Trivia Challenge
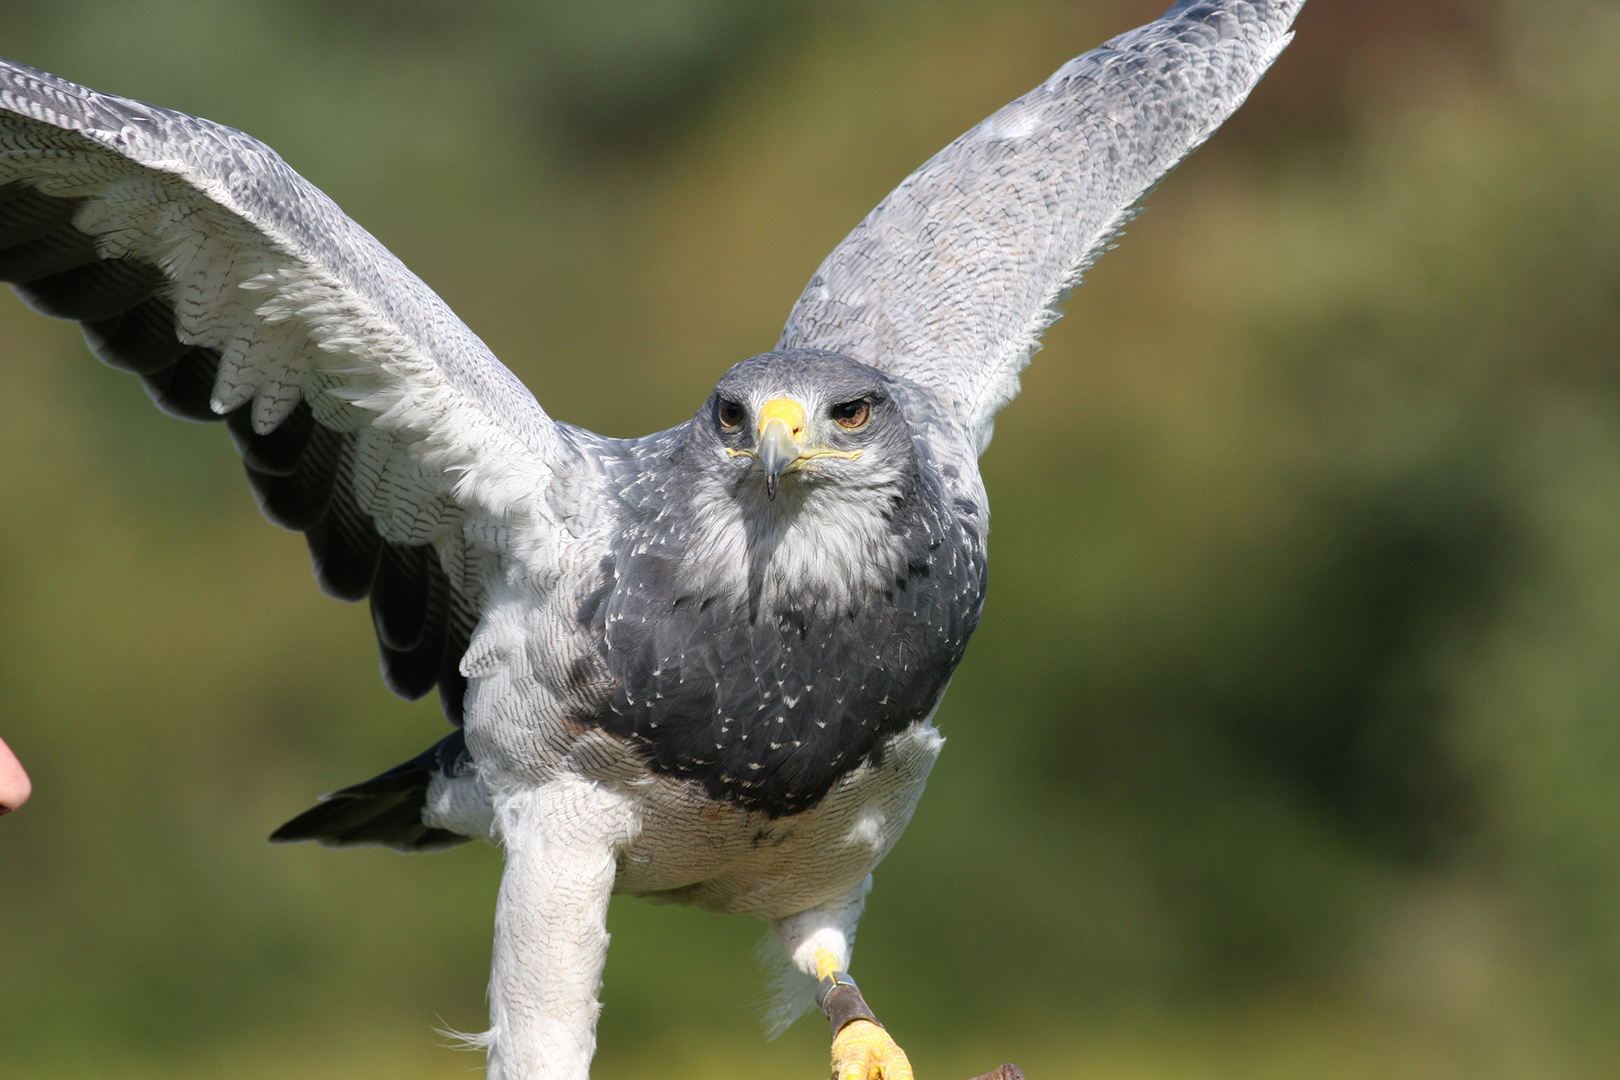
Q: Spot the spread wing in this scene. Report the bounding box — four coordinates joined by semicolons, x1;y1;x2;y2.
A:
0;58;576;723
779;0;1304;451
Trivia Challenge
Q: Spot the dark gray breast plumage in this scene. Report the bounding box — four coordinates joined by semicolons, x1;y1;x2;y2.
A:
568;350;988;818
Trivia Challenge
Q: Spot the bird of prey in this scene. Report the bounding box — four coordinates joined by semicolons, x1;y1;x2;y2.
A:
0;2;1302;1077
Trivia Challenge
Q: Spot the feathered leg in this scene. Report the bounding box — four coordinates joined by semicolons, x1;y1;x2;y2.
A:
775;879;915;1080
483;778;638;1080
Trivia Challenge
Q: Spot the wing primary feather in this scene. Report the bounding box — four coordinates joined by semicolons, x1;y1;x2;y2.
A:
140;346;224;423
371;541;431;652
306;443;383;602
0;183;76;247
15;257;164;322
82;295;190;374
243;420;342;531
309;504;383;603
378;548;449;700
0;225;97;282
228;398;316;476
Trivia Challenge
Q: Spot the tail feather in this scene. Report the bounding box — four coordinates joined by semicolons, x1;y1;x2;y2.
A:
271;731;473;853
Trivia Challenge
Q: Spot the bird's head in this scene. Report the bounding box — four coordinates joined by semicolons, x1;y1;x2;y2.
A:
699;350;916;506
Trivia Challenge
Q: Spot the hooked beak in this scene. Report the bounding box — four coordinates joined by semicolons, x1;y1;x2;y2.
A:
756;398;805;500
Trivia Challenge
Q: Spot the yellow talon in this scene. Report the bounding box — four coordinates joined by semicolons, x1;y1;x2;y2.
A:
831;1018;914;1080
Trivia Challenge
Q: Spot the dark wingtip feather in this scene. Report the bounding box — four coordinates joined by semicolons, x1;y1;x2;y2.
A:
379;554;449;700
244;422;341;531
371;542;431;651
0;226;97;283
84;295;189;374
0;184;76;248
140;347;224;422
15;256;163;321
306;510;381;603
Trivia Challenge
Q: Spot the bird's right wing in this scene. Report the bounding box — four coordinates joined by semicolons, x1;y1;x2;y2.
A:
0;59;586;723
779;0;1304;452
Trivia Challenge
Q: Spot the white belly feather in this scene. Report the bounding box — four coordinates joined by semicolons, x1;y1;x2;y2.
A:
425;714;944;920
616;718;943;916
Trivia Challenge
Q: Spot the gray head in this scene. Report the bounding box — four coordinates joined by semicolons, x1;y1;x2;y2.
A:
694;349;918;506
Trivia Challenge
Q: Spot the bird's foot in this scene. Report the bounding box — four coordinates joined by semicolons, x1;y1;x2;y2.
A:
831;1019;914;1080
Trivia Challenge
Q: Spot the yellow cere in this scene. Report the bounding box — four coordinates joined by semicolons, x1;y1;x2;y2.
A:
759;397;807;439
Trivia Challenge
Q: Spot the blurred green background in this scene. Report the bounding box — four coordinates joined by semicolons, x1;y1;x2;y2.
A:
3;1;1619;1077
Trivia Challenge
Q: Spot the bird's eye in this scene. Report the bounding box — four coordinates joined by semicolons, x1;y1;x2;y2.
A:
717;399;744;430
830;400;870;430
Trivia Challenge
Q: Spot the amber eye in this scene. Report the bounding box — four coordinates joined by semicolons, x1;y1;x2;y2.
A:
717;399;744;430
830;400;870;430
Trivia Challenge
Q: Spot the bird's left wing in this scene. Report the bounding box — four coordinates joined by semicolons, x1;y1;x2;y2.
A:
0;59;578;722
779;0;1304;453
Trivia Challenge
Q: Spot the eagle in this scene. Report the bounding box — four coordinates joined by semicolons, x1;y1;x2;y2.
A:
0;2;1303;1077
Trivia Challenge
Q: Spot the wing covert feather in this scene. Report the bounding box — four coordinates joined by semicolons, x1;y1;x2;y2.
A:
779;0;1303;451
